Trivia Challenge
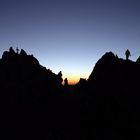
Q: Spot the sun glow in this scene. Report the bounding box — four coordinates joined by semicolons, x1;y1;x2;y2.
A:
64;76;79;85
63;72;88;85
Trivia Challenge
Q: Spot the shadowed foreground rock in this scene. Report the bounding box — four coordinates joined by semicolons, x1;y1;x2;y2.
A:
1;48;140;140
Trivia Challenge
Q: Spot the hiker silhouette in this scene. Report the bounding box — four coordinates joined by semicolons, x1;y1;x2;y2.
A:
125;49;131;60
64;78;68;86
16;47;19;54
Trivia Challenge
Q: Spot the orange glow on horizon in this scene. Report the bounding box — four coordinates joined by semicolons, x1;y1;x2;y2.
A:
67;79;78;85
62;73;88;85
62;77;79;85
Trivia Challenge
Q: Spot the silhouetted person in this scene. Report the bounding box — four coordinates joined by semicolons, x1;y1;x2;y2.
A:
58;71;62;77
8;47;16;57
58;71;63;84
64;78;68;86
115;54;118;58
9;46;15;54
125;49;131;60
16;47;19;54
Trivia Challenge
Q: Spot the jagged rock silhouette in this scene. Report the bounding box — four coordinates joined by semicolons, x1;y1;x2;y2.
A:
88;51;140;140
1;48;140;140
88;51;139;94
0;47;87;140
0;47;63;89
1;48;61;139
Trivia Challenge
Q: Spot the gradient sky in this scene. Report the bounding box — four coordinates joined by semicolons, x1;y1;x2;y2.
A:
0;0;140;84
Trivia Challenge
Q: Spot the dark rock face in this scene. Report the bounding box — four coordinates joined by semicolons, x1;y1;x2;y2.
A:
1;48;140;140
88;52;140;140
0;47;62;88
88;52;140;93
0;48;71;140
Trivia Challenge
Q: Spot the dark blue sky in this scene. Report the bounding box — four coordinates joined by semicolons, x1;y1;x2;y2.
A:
0;0;140;83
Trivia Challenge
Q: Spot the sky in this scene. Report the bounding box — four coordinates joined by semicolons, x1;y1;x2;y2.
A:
0;0;140;84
